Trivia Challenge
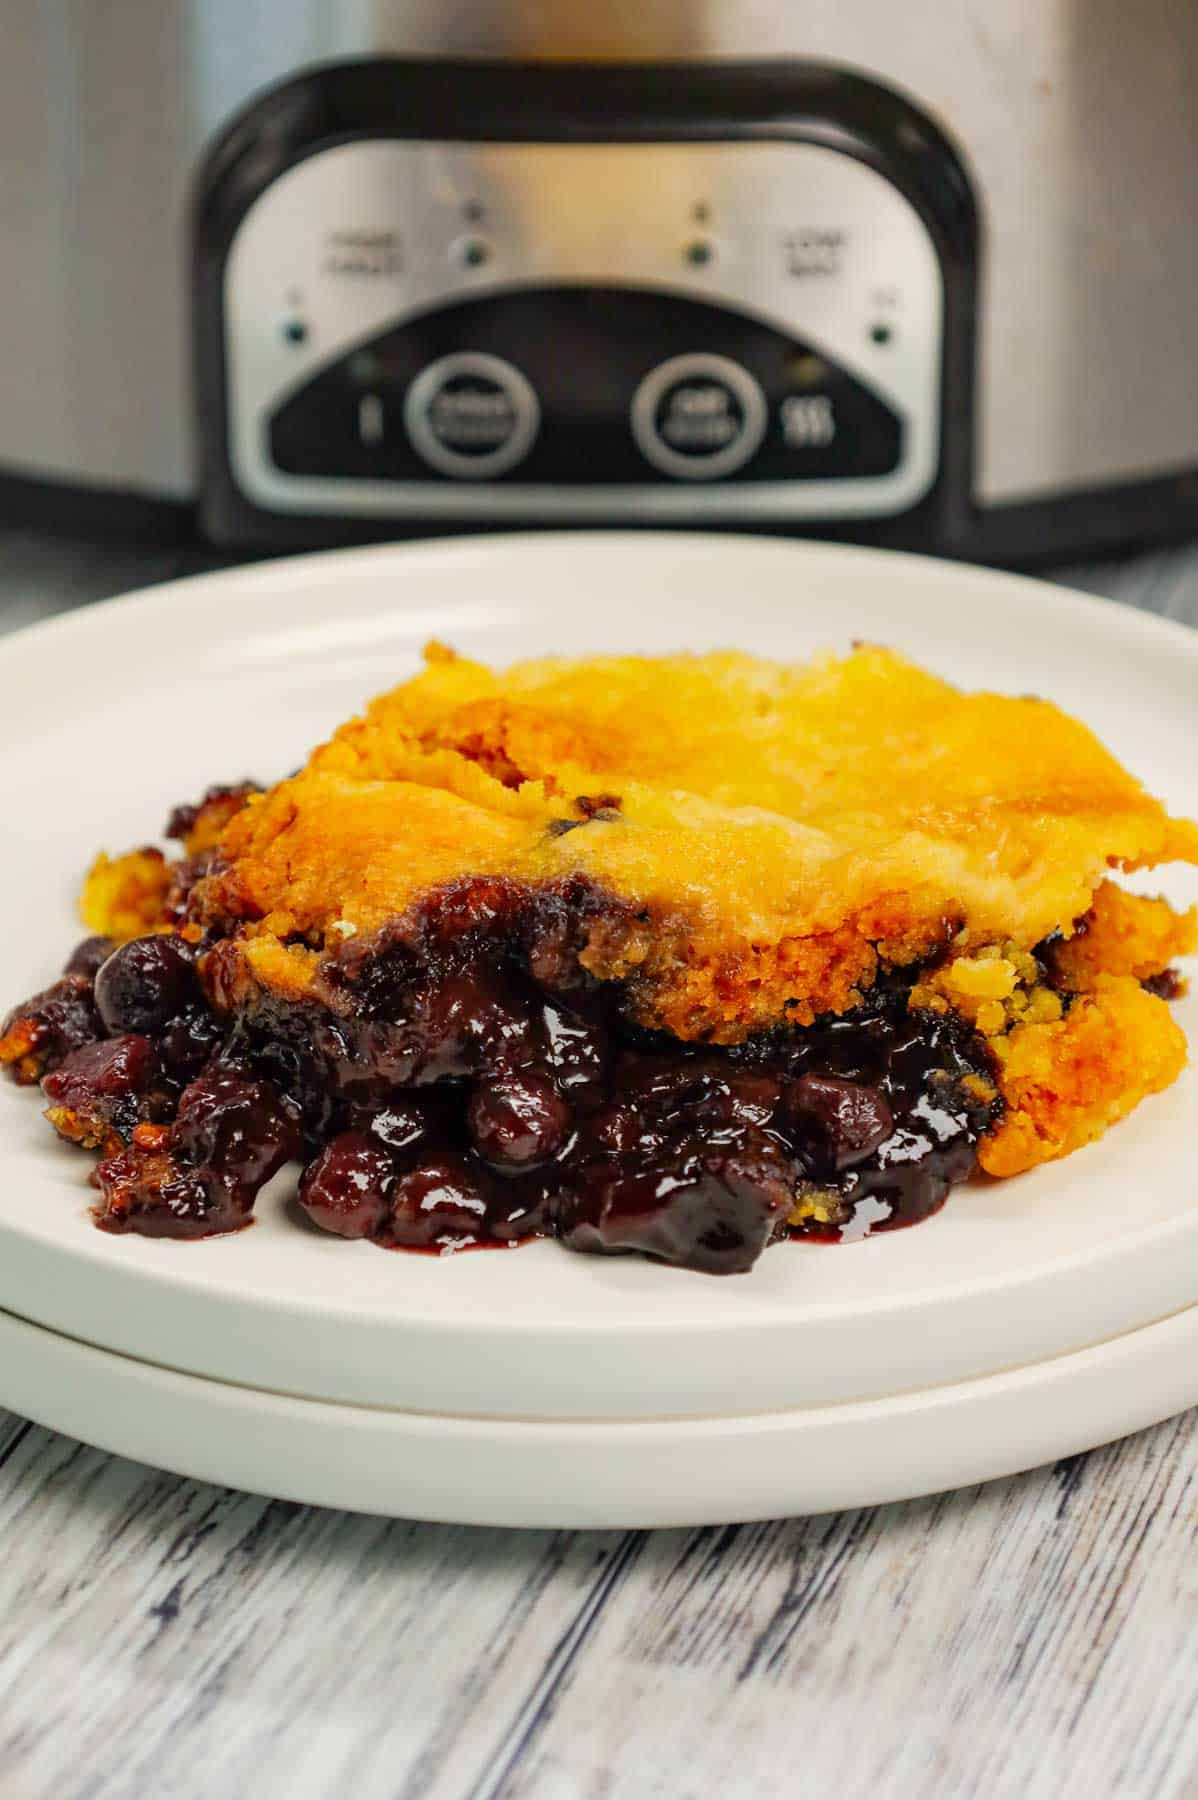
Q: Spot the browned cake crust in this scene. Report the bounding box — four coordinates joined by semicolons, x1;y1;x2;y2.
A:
196;644;1197;1041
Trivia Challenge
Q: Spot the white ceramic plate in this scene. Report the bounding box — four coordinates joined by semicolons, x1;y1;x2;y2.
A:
5;1302;1198;1527
0;534;1196;1448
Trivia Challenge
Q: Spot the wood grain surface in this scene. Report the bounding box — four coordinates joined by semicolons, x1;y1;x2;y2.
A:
1;532;1196;1800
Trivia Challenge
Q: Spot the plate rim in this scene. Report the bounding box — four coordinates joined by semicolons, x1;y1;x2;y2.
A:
5;528;1198;672
4;1297;1198;1525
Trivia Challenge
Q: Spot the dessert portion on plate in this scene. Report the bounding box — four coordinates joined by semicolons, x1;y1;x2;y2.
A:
4;644;1196;1274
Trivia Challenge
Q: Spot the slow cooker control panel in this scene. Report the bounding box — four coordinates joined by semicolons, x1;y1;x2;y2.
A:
221;139;944;524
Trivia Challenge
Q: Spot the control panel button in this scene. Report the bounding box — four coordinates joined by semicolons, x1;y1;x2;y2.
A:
780;393;836;449
403;352;539;478
630;353;767;480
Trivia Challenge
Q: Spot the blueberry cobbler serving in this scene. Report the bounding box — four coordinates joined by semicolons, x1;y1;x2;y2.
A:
4;645;1196;1275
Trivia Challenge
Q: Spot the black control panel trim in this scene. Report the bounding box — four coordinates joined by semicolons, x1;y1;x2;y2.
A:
6;460;1198;569
0;464;196;547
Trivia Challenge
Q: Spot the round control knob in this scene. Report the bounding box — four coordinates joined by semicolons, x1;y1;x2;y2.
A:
404;352;540;479
630;353;768;481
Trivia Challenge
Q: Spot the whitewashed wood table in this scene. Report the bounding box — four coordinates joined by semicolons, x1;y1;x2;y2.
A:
1;528;1197;1800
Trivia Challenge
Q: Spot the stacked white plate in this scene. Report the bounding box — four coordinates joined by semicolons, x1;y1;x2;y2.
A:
1;535;1195;1526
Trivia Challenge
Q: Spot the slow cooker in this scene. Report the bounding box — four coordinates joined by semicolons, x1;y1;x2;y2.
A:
5;1;1198;562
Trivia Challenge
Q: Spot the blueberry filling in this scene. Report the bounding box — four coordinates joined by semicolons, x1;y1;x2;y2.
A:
0;872;1005;1273
64;936;117;982
0;969;101;1085
92;1068;301;1239
94;934;199;1036
42;1033;169;1150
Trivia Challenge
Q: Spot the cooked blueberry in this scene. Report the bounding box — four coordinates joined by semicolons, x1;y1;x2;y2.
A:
423;969;537;1076
484;1174;554;1241
173;1068;301;1193
158;1005;224;1085
42;1034;163;1150
316;1016;420;1091
848;1150;969;1233
386;1155;490;1249
351;1096;433;1154
257;1027;348;1136
619;1058;708;1110
298;1132;394;1238
163;854;213;927
44;1034;157;1105
0;975;101;1085
560;1135;796;1275
788;1074;894;1170
467;1071;569;1169
93;1141;240;1239
683;1070;783;1136
64;936;116;982
356;968;538;1085
589;1103;649;1155
1144;968;1184;1001
94;934;198;1036
540;1000;609;1097
721;1074;783;1128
